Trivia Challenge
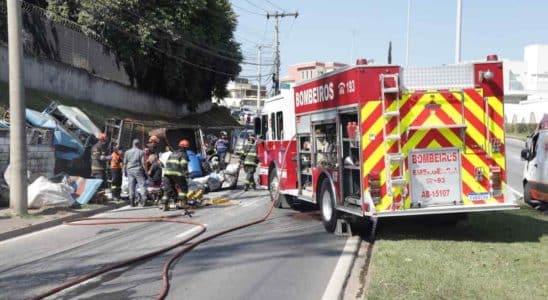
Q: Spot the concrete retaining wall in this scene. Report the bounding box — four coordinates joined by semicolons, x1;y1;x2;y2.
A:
0;46;212;117
0;128;55;183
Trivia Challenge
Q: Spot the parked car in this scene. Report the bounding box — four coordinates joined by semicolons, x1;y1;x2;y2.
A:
521;114;548;210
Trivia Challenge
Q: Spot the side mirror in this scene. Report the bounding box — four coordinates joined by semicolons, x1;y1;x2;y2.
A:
520;149;531;161
254;117;262;136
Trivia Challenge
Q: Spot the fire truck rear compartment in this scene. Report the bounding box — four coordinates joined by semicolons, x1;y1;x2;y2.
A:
259;60;519;230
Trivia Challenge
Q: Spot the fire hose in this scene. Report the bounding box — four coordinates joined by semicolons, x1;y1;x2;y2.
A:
33;139;292;300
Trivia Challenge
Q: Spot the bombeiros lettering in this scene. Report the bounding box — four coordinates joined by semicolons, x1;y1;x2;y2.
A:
411;152;458;164
295;82;334;107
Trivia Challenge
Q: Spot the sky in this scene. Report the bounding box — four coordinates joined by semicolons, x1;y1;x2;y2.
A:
231;0;548;82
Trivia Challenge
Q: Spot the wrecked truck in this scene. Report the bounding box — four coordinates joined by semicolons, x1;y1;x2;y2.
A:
9;101;101;176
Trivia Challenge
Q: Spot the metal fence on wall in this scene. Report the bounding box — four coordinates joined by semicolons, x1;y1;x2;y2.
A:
17;2;131;86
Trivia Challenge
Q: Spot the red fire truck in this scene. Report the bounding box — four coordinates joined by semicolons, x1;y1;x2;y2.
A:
255;56;518;233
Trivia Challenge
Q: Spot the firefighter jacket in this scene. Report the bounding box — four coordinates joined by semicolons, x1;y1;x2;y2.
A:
91;141;108;171
242;143;259;166
110;151;123;169
164;149;189;177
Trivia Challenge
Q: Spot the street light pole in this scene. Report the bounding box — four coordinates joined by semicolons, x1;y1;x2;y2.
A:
257;45;262;114
455;0;463;64
7;0;28;215
405;0;411;66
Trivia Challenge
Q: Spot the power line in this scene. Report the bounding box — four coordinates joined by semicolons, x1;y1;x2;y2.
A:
262;0;287;12
90;0;273;66
243;0;268;12
231;2;265;16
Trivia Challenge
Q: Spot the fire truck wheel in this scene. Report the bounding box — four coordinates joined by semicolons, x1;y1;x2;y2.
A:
319;178;337;233
269;170;286;208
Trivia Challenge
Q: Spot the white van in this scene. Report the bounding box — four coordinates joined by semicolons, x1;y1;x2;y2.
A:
521;114;548;208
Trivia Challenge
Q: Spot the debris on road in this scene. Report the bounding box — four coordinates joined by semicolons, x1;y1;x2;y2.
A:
27;176;74;209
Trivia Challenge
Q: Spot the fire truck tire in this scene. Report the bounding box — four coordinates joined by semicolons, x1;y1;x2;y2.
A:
319;178;337;233
269;170;287;208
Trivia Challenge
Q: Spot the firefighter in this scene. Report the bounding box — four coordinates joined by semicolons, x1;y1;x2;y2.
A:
241;134;259;191
109;145;123;201
91;133;109;187
161;139;190;210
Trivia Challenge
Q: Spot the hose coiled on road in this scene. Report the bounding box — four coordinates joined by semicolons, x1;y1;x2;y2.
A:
33;138;294;300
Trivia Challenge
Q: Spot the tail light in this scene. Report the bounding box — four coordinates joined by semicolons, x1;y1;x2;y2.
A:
489;165;502;197
490;138;502;153
368;172;381;204
474;167;484;182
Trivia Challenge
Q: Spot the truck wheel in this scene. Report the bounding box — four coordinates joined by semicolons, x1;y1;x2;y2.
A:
319;178;337;233
269;170;286;208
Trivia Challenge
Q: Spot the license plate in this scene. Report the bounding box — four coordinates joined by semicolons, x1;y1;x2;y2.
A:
467;192;490;201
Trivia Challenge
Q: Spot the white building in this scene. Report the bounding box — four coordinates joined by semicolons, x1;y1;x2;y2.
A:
280;61;348;84
503;44;548;124
215;78;267;109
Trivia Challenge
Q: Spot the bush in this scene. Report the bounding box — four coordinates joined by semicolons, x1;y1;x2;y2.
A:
517;123;529;133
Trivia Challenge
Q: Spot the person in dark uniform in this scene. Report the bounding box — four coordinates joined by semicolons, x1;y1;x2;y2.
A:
91;133;109;187
241;135;259;191
161;139;190;209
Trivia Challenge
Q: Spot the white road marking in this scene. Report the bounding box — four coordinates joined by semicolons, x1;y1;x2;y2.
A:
508;185;524;198
176;225;206;239
240;199;260;208
321;236;361;300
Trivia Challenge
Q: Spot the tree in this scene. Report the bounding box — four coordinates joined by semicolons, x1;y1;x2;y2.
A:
46;0;242;109
0;0;48;42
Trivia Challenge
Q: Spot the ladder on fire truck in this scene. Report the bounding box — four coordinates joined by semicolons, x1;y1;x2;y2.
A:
380;74;406;197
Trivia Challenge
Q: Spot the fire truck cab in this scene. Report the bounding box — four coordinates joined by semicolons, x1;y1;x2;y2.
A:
256;57;518;233
521;114;548;207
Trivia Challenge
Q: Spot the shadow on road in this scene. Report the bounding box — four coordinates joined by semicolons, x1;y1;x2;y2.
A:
373;206;547;243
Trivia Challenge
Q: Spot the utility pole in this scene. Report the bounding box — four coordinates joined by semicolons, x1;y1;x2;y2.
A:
267;11;298;95
256;45;262;113
7;0;28;215
405;0;411;66
455;0;463;64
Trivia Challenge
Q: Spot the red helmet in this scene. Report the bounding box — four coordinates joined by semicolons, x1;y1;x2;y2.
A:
148;135;159;143
179;139;190;148
96;133;107;141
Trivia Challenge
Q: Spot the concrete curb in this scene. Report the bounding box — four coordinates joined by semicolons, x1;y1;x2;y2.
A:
0;202;126;242
321;236;362;300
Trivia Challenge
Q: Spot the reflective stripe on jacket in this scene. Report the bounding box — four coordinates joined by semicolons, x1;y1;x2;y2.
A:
164;150;189;176
243;143;259;166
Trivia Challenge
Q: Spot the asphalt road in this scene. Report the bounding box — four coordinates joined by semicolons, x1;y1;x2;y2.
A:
0;139;527;299
0;187;348;300
505;137;527;195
